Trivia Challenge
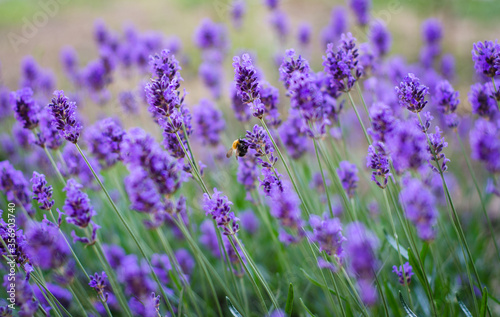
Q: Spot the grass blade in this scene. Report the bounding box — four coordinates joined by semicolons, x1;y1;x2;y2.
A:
399;291;418;317
227;296;243;317
300;298;317;317
480;287;488;317
456;295;473;317
285;283;294;316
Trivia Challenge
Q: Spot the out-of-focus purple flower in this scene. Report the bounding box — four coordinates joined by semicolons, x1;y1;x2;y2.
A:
47;90;82;144
232;54;265;118
472;40;500;78
203;188;239;235
2;274;38;316
270;10;289;42
82;59;111;102
0;87;11;122
239;210;260;234
337;161;358;198
279;112;309;159
25;218;69;270
264;0;279;10
199;61;223;100
12;123;34;150
399;176;438;240
366;142;392;189
231;0;245;29
323;33;360;92
260;82;281;128
125;167;165;215
237;148;259;191
0;161;33;216
393;262;414;285
161;105;192;159
368;102;395;142
58;144;101;189
309;214;346;259
199;219;221;257
30;172;54;210
468;83;497;119
193;99;225;146
63;179;96;228
194;18;229;52
20;55;40;89
470;118;500;173
118;255;155;298
36;110;63;150
151;253;172;285
349;0;371;26
434;80;459;114
231;82;252;122
395;73;429;113
103;244;126;269
89;271;108;301
279;49;311;90
441;54;455;81
298;23;312;47
321;7;347;48
345;222;379;306
86;117;125;168
118;91;139;114
387;120;430;173
175;249;195;282
369;21;391;57
422;18;442;45
60;46;80;84
0;210;31;272
11;87;39;130
269;182;302;241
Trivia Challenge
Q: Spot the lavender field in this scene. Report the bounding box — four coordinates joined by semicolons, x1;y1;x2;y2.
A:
0;0;500;316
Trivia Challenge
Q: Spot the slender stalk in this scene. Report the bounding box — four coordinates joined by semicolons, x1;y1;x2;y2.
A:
456;132;500;260
74;143;175;316
355;81;371;120
346;91;371;145
313;138;334;217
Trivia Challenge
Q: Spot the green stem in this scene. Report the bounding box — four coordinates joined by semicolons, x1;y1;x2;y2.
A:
313;138;334;217
355;81;371;120
346;91;371;145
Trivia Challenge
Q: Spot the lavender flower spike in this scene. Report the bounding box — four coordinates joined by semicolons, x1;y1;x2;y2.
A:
47;90;82;143
337;161;359;199
202;188;240;235
472;40;500;78
232;54;265;118
31;172;55;210
11;87;39;130
395;73;429;113
349;0;372;26
392;262;414;285
309;214;346;259
63;179;96;228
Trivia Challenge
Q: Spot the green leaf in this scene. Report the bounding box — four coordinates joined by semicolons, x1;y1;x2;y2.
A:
420;243;430;264
408;248;425;288
456;295;473;317
285;283;294;316
226;296;243;317
480;288;488;317
488;292;500;305
399;291;418;317
300;269;346;301
300;298;316;317
385;284;403;317
384;231;409;260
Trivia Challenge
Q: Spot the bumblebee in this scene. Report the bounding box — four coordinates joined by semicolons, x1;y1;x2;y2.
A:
226;139;249;159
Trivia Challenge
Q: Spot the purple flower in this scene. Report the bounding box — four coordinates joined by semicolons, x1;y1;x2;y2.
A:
270;10;289;42
279;112;309;159
118;91;139;114
125;167;165;215
194;18;228;52
337;161;359;199
30;172;54;210
145;75;181;119
422;18;442;45
470;118;500;174
12;123;34;149
369;21;391;57
368;102;395;142
86;117;125;168
151;253;172;285
260;82;281;127
279;49;311;90
193;99;225;146
11;88;39;130
60;46;80;83
237;148;259;191
468;82;497;119
395;73;429;113
36;110;63;150
366;142;392;189
82;59;111;102
233;54;264;118
25;218;69;270
263;0;279;10
175;249;195;281
0;87;11;122
118;255;155;298
58;144;101;189
392;262;414;285
0;161;33;216
199;61;223;100
345;222;379;306
298;23;312;47
149;49;181;82
47;90;82;144
472;40;500;78
239;210;260;234
427;126;450;172
386;120;430;173
20;55;40;89
2;274;38;316
199;219;221;257
399;176;438;241
349;0;371;26
321;7;347;48
309;214;346;259
89;272;109;300
230;82;252;122
434;80;459;114
231;0;246;29
202;188;240;235
322;33;360;92
63;179;96;228
0;210;31;269
440;54;455;81
103;244;126;269
269;182;302;235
